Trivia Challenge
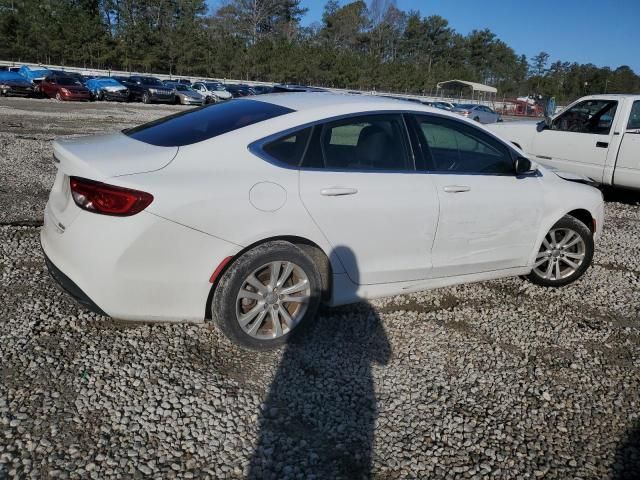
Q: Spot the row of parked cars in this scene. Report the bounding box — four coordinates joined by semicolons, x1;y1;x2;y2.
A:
397;98;502;124
0;65;319;105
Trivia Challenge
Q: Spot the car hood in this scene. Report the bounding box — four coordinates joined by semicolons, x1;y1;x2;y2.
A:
54;133;178;179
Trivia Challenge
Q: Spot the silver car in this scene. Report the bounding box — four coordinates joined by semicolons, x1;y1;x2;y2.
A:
169;83;204;106
453;104;501;124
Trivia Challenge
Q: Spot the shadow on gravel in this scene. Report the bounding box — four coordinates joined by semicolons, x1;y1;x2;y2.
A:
248;246;391;480
613;421;640;480
602;187;640;206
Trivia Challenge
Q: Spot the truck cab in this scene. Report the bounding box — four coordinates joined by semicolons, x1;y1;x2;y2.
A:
490;95;640;190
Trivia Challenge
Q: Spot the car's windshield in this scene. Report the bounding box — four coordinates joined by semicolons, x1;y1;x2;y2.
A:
175;84;190;91
57;77;80;86
205;83;225;91
139;77;163;86
456;104;476;109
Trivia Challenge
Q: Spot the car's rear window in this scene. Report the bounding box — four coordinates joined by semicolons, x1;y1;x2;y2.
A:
124;99;294;147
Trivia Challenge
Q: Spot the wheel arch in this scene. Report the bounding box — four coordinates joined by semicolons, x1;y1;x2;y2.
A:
204;235;332;320
566;208;595;233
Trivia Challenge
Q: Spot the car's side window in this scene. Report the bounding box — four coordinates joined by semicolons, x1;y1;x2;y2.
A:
302;114;411;171
261;128;312;167
414;115;514;175
627;101;640;130
552;99;618;134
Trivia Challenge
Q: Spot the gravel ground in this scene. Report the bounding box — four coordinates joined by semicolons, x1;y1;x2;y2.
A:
1;97;640;479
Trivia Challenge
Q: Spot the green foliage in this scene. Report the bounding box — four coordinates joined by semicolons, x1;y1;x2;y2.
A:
0;0;637;101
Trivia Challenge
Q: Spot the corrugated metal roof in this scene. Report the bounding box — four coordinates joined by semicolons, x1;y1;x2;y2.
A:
436;80;497;94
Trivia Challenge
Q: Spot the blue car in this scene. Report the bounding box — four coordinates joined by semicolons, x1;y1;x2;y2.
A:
85;77;129;101
18;65;52;84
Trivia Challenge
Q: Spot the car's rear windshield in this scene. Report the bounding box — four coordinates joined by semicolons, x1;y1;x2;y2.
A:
124;99;294;147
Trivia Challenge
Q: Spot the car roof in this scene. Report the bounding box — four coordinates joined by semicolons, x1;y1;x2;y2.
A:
250;91;450;117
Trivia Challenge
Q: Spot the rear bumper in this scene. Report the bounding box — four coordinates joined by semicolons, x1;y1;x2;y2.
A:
41;204;241;322
43;251;108;316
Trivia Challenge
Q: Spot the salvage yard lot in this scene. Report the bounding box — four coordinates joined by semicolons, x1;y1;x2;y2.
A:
1;97;640;479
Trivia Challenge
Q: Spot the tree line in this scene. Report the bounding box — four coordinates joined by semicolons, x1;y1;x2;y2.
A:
1;0;638;102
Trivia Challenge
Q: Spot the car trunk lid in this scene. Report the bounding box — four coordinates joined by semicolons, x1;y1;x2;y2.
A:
45;133;177;233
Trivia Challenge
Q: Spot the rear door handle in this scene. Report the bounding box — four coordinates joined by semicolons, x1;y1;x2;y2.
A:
320;187;358;196
443;185;471;193
596;141;609;148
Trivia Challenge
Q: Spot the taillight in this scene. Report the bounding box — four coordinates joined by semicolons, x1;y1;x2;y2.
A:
69;177;153;216
60;88;70;95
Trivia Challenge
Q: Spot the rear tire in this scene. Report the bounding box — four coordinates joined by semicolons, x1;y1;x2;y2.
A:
211;241;321;351
142;92;151;104
55;92;62;101
473;116;480;122
527;215;594;287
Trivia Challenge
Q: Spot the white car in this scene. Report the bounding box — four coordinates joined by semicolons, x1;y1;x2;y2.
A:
192;81;232;103
41;93;604;350
453;104;502;124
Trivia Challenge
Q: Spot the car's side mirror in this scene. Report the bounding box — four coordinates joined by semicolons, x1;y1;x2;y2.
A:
515;156;536;175
536;119;551;132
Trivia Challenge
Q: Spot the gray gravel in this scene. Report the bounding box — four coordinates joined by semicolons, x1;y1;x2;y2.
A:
1;97;640;479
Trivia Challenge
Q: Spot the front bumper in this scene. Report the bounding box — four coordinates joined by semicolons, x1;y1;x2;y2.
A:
149;92;175;102
103;90;129;101
43;252;108;316
61;91;91;101
1;86;34;97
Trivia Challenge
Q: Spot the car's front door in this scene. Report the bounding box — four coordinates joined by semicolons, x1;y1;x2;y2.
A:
614;100;640;190
530;98;619;181
298;113;440;285
412;114;543;277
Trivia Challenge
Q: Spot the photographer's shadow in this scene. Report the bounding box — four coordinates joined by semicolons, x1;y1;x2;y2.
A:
248;245;391;479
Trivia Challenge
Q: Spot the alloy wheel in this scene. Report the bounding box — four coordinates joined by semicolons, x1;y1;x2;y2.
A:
235;261;311;340
533;228;586;281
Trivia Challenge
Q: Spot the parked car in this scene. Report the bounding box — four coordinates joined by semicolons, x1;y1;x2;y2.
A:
251;85;274;95
42;93;603;350
120;76;174;104
85;77;129;101
163;78;191;86
425;101;455;111
272;84;325;93
192;81;232;103
224;83;255;98
453;104;501;123
490;94;640;191
39;76;91;101
49;70;87;85
18;65;52;85
166;82;204;106
0;71;36;97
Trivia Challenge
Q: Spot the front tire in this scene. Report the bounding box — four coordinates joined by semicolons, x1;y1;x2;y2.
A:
527;215;594;287
211;241;321;351
142;92;151;104
55;92;62;101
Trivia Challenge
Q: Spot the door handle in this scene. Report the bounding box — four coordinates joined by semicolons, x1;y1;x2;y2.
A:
320;187;358;196
596;141;609;148
443;185;471;193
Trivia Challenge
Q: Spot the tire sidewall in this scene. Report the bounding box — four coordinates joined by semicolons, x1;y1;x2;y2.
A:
528;215;595;287
211;241;322;351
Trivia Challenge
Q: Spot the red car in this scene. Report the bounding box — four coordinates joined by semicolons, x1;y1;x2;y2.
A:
39;76;91;101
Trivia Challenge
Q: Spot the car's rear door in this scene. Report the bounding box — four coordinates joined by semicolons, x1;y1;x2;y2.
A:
411;114;543;277
298;113;440;285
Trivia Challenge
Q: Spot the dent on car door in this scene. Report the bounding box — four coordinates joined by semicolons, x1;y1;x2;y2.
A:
295;113;440;285
412;114;543;277
532;99;618;182
613;100;640;189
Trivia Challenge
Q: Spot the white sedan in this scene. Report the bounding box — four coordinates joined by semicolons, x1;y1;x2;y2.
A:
41;93;604;350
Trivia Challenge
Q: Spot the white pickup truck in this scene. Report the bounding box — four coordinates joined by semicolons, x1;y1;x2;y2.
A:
490;95;640;190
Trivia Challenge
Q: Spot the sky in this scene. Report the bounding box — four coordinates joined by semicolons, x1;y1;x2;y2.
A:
294;0;640;73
